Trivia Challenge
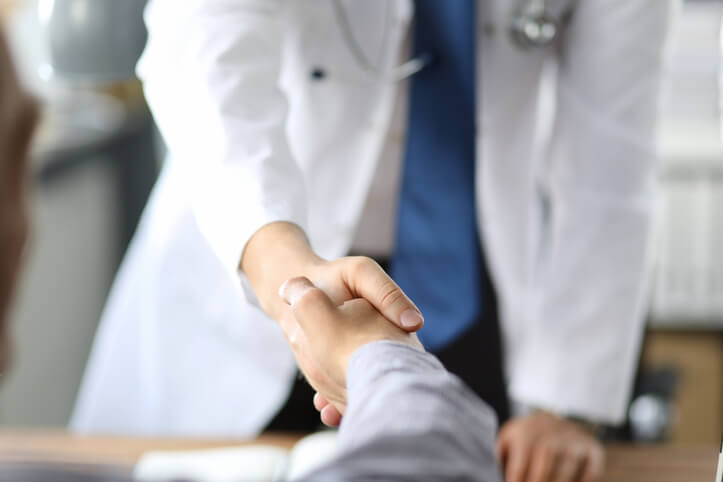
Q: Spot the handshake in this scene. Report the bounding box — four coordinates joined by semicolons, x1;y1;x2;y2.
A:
277;275;424;427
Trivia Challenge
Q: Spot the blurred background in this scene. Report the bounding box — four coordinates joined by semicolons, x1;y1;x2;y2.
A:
0;0;162;429
0;0;721;447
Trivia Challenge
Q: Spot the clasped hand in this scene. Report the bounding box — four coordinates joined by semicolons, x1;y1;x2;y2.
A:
278;276;423;424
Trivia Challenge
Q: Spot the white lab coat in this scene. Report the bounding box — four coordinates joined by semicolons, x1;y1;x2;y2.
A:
71;0;676;436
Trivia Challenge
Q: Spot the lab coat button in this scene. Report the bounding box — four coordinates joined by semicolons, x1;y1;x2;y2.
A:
310;67;327;81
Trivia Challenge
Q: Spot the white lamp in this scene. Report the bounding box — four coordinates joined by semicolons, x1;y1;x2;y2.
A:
38;0;148;84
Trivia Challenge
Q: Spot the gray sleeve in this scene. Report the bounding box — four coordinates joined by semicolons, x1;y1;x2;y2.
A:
302;341;502;481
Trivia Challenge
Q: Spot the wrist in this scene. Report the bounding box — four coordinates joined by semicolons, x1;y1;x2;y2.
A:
531;408;606;439
241;221;322;319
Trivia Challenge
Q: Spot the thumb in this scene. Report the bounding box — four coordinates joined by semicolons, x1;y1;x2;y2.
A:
343;258;424;332
279;277;338;339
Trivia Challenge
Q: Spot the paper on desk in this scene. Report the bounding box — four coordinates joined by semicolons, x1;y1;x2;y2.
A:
134;445;289;482
133;431;338;482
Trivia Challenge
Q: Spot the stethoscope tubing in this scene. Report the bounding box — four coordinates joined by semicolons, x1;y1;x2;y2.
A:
331;0;560;82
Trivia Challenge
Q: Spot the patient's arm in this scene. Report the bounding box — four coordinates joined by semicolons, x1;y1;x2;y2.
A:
279;278;501;481
305;341;502;481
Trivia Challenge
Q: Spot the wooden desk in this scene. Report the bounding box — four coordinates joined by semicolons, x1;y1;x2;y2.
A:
0;431;303;467
0;431;718;482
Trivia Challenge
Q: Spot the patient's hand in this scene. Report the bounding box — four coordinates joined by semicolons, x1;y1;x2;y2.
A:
278;276;423;422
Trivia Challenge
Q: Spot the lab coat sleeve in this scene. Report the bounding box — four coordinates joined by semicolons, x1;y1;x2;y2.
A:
137;0;306;284
508;0;678;424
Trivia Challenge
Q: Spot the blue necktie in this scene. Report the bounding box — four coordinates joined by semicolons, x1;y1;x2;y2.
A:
390;0;484;351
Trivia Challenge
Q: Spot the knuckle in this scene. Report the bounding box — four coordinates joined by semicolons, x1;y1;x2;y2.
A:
564;445;586;464
348;256;375;276
294;288;326;311
578;445;593;461
541;441;560;458
503;421;523;438
306;363;324;383
378;281;404;310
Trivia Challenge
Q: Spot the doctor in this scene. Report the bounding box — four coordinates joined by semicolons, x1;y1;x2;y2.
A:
73;0;674;479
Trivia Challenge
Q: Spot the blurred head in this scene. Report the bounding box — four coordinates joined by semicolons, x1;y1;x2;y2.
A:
0;29;38;374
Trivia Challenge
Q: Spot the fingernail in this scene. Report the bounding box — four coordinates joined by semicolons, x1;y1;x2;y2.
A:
279;277;314;306
400;309;424;328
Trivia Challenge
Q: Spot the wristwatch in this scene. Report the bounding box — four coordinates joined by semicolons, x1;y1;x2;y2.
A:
564;414;608;439
529;407;609;440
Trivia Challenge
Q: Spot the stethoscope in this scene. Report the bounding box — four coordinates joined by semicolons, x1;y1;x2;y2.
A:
332;0;563;82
